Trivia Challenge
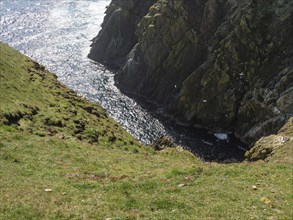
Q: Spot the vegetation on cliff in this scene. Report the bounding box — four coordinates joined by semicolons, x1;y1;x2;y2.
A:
1;43;293;219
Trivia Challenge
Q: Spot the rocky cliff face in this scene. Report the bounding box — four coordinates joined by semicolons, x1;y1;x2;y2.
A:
89;0;293;146
88;0;155;68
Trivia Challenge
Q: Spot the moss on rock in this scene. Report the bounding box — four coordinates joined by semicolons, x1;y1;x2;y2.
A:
245;118;293;163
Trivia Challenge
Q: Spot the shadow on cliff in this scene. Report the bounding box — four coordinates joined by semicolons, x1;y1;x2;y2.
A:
120;90;248;163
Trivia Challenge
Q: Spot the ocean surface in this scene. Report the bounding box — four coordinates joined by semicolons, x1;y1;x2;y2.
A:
0;0;246;161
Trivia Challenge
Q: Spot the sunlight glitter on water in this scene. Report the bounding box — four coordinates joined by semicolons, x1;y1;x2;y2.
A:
0;0;167;144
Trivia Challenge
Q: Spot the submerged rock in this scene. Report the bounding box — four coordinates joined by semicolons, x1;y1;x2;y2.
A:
89;0;293;146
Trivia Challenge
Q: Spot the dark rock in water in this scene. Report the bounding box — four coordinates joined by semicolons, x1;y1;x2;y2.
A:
89;0;293;146
88;0;155;68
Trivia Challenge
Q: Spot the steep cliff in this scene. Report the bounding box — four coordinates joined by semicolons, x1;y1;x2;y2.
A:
89;0;293;146
88;0;155;68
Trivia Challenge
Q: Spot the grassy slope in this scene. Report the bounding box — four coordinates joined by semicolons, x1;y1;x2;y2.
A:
0;42;292;219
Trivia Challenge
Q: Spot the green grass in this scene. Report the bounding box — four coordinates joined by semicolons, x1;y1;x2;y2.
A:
0;42;141;148
0;42;292;219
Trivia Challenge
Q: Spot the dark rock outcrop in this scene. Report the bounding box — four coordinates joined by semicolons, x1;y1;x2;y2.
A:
89;0;293;145
245;117;293;163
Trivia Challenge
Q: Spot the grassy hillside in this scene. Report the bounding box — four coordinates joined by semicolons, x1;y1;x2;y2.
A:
0;42;292;219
